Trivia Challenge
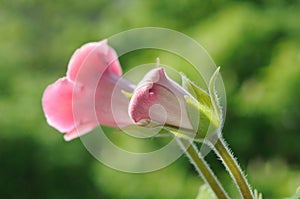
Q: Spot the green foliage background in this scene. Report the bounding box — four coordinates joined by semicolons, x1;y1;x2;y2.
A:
0;0;299;198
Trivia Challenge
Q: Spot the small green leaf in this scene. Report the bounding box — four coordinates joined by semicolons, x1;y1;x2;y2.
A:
195;184;217;199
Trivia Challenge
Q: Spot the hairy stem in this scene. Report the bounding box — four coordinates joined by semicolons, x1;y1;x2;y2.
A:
209;136;253;199
177;138;229;199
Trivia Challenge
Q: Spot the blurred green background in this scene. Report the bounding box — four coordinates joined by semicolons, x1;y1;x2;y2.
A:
1;0;300;198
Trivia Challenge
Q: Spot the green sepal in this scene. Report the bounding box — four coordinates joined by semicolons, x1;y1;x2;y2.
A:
181;74;211;107
164;126;204;143
116;123;173;138
208;67;221;120
181;69;221;141
185;95;219;132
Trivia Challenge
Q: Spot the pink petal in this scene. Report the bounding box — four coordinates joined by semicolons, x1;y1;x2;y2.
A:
64;122;96;141
129;68;193;130
94;71;135;127
104;42;122;76
67;40;122;82
42;40;135;141
42;77;75;132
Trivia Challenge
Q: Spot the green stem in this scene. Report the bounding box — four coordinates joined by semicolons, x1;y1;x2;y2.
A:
177;138;229;199
209;136;253;199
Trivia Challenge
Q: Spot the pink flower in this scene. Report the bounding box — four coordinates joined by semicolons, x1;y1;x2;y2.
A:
42;40;135;141
128;67;194;131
